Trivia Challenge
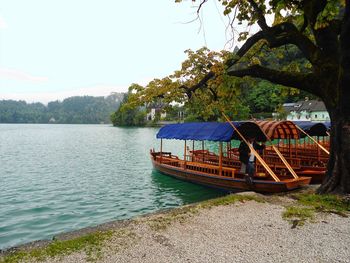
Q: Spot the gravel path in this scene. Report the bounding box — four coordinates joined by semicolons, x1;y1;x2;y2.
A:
36;194;350;263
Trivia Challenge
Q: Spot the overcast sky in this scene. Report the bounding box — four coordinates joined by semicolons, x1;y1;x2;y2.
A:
0;0;253;103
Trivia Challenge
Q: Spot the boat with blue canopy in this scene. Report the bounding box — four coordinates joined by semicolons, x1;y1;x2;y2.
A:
150;121;311;193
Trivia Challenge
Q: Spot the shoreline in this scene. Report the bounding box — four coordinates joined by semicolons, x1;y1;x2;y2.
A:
1;188;349;263
0;205;177;256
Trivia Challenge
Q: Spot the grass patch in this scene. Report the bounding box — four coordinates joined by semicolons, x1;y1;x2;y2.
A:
282;193;350;227
297;194;350;215
0;230;114;263
282;206;315;226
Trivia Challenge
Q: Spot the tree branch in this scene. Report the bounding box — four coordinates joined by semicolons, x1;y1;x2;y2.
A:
226;31;265;67
181;21;321;98
247;0;269;30
227;64;323;98
179;71;215;98
265;22;322;65
196;0;208;15
302;0;341;60
208;87;218;101
300;14;308;32
228;22;321;68
176;0;328;101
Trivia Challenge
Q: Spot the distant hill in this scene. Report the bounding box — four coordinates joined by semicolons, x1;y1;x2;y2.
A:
0;93;124;124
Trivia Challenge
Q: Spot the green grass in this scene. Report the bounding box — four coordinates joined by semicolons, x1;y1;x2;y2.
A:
283;193;350;226
282;206;315;226
297;194;350;214
0;230;114;263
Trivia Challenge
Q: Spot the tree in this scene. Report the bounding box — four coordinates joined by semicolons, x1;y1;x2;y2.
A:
120;48;257;121
110;92;147;127
176;0;350;194
0;94;123;124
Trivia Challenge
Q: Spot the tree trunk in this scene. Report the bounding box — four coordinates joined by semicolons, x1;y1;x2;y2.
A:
318;110;350;194
318;3;350;194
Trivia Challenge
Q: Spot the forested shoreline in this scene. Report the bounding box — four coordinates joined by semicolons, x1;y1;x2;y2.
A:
0;93;124;124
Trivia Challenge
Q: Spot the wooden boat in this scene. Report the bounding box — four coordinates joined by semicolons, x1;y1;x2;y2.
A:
186;120;329;184
150;122;311;193
256;120;329;184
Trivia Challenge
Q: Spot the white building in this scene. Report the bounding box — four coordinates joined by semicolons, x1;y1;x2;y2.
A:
283;100;330;122
146;108;167;121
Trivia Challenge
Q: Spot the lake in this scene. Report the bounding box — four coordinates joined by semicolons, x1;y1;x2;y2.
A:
0;124;224;250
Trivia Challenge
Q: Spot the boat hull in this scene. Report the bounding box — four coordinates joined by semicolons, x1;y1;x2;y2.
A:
151;158;311;193
297;169;325;184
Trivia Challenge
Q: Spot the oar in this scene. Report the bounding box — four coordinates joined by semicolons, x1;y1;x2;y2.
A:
251;119;299;180
222;112;280;182
295;125;330;155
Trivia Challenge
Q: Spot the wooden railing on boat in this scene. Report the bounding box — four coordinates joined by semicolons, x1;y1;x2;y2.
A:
154;154;236;178
262;154;301;170
264;146;328;168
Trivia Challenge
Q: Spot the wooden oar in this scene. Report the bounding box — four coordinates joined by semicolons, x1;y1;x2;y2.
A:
295;125;330;155
251;119;299;180
222;113;280;182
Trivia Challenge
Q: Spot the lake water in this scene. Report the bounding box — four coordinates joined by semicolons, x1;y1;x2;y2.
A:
0;124;225;250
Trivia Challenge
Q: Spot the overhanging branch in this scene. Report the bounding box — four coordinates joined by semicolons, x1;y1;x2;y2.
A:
227;64;323;98
179;71;215;98
175;0;327;101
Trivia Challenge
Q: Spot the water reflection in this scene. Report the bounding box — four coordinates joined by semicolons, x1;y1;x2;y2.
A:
150;170;225;207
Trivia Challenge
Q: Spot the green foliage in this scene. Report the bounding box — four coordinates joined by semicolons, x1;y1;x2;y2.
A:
110;93;146;127
315;0;344;29
242;81;284;113
116;44;318;123
0;93;123;124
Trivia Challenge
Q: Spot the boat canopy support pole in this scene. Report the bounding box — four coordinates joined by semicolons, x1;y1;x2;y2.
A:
253;123;299;180
192;140;195;162
222;113;280;182
219;142;223;176
160;139;163;164
184;140;187;169
202;141;204;162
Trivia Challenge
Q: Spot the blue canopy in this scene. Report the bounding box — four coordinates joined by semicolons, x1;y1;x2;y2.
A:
156;122;267;142
324;121;331;130
293;121;328;136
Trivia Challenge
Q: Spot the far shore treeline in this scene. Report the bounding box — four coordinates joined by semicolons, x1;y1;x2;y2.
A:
0;93;124;124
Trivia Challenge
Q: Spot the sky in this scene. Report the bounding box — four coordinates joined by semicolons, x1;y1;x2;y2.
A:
0;0;251;104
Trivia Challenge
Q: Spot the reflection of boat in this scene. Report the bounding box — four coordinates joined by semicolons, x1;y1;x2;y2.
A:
150;170;225;204
150;122;311;193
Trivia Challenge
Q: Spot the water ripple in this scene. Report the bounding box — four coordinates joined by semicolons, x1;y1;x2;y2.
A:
0;124;224;249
